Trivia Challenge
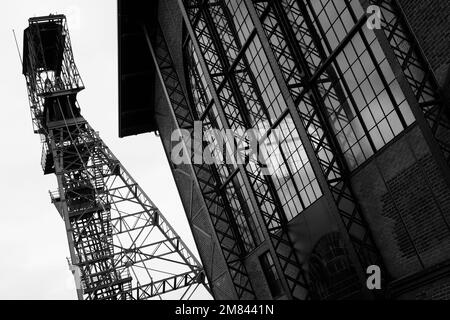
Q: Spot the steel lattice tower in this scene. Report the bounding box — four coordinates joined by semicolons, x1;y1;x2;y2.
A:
21;14;208;300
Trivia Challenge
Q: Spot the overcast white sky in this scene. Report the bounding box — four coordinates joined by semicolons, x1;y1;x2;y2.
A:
0;1;200;299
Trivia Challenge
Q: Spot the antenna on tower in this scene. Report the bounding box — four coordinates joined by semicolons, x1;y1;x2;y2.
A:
12;29;23;65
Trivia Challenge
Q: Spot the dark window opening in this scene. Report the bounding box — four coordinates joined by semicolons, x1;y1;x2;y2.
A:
259;251;284;298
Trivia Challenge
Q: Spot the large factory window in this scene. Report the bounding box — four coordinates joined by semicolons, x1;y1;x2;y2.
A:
308;0;415;169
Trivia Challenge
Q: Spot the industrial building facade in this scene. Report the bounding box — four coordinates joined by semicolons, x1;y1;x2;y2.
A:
118;0;450;299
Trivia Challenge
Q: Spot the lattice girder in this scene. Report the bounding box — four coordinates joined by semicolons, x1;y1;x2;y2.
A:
148;21;256;299
181;0;311;299
22;14;208;300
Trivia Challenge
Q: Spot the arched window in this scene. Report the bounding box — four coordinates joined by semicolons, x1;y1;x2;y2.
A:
309;232;362;300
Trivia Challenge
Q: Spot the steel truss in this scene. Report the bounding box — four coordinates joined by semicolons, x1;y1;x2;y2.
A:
180;0;312;299
22;15;206;300
373;0;450;164
145;22;256;299
250;0;385;276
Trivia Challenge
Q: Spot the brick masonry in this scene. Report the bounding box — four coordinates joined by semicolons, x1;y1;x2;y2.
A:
398;276;450;300
398;0;450;85
352;125;450;294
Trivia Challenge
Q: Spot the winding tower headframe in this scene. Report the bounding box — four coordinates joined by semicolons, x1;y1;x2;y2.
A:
22;14;208;300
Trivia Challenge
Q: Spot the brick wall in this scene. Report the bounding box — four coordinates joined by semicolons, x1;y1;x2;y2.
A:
398;0;450;85
397;276;450;300
418;281;450;300
352;125;450;280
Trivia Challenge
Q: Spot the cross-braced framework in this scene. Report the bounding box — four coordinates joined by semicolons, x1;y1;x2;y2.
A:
249;0;385;277
373;0;450;164
145;21;256;299
247;0;450;292
179;0;321;299
22;14;208;300
171;0;449;300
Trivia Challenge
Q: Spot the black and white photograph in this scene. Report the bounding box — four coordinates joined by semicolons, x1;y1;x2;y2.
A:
1;0;450;314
